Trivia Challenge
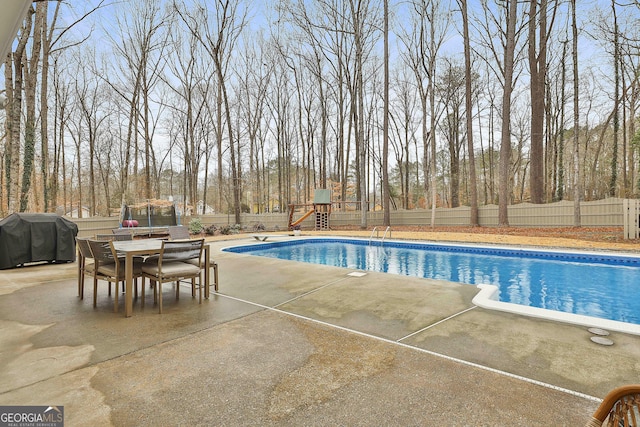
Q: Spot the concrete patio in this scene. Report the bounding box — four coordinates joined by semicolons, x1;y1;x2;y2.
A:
1;234;638;426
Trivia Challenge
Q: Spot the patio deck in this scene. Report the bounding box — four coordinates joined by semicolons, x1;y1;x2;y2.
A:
1;234;636;426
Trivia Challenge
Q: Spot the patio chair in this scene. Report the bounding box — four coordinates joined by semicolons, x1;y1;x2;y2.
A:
178;237;219;293
183;256;219;295
168;225;190;240
585;384;640;427
87;239;142;313
97;233;132;241
76;237;94;300
113;233;133;241
168;225;217;293
208;259;219;293
112;228;134;238
95;233;134;293
141;238;204;313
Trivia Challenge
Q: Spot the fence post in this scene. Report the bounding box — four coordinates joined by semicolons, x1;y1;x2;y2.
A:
623;199;640;239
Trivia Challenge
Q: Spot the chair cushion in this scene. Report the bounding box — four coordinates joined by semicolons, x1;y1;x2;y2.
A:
185;258;201;267
96;259;142;279
83;262;95;274
185;254;219;267
142;261;201;279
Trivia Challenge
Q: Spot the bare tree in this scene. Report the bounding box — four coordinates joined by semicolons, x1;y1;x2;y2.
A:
388;69;419;209
74;55;109;216
0;0;106;214
278;0;347;208
473;0;523;225
397;0;449;226
18;3;46;212
174;0;248;225
436;60;466;208
458;0;479;225
497;0;519;225
528;0;557;204
50;56;72;213
103;0;169;204
40;1;105;212
382;0;390;225
235;34;272;214
609;0;620;197
3;5;33;214
162;17;214;212
571;0;581;225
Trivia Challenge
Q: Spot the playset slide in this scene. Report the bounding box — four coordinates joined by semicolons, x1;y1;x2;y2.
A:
291;209;315;227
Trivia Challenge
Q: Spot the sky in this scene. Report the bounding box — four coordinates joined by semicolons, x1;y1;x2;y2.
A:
0;0;633;131
2;0;623;76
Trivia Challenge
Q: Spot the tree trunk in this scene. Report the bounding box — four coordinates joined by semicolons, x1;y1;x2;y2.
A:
429;1;438;228
459;0;478;226
354;6;367;229
20;4;44;211
41;1;57;212
528;0;549;204
382;0;390;226
557;40;567;201
498;0;518;226
214;51;241;224
4;7;32;213
609;0;619;197
571;0;581;226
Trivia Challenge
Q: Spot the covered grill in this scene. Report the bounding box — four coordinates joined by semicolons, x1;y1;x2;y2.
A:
0;213;78;269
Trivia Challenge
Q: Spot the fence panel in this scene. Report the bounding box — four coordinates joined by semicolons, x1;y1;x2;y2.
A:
623;199;640;239
71;198;632;237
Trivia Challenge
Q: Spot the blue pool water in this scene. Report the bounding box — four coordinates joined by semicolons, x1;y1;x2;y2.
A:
224;238;640;325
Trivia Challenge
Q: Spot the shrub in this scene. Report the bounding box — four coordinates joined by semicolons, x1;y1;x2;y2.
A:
188;218;203;234
204;224;218;236
220;224;242;235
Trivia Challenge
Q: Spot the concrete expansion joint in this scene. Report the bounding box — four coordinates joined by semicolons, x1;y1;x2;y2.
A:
397;306;478;342
273;276;350;309
213;292;602;404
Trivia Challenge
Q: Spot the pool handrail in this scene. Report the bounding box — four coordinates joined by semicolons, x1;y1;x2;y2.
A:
381;226;391;244
369;226;391;246
368;227;378;245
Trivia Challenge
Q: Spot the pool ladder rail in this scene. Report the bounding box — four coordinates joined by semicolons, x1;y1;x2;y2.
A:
369;226;391;246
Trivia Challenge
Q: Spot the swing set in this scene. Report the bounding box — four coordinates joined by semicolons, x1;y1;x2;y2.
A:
287;190;332;231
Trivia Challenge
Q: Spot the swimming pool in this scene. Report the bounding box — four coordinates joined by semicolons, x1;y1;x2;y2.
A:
224;238;640;332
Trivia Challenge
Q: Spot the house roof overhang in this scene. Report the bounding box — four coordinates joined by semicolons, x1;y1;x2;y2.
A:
1;1;32;64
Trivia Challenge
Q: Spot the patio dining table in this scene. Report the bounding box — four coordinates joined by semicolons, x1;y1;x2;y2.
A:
111;239;212;317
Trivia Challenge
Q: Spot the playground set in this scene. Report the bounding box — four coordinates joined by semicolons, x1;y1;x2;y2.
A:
287;189;332;231
118;199;179;238
118;193;334;233
120;200;179;228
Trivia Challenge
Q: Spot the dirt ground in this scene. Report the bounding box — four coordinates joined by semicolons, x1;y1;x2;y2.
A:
219;224;639;252
314;225;640;253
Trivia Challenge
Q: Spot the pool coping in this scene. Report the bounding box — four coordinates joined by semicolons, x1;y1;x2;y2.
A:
472;284;640;336
223;236;640;336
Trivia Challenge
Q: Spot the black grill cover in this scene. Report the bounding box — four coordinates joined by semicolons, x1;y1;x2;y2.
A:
0;213;78;269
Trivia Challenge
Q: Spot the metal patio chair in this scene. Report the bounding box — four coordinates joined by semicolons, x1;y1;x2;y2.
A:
168;226;218;293
168;225;190;240
87;239;142;312
76;237;95;300
141;238;204;313
98;233;133;241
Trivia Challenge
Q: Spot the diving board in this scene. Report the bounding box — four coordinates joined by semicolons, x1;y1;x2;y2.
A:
252;234;287;241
